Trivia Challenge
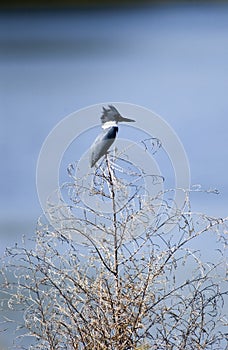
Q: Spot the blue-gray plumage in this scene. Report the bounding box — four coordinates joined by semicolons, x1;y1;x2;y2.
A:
90;105;135;167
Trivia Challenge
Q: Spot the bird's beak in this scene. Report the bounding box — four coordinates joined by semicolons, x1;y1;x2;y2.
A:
118;115;135;123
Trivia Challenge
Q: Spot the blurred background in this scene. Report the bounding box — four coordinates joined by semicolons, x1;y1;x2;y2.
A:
1;0;228;348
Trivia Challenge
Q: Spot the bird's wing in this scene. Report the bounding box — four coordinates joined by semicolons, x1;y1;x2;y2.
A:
90;127;118;167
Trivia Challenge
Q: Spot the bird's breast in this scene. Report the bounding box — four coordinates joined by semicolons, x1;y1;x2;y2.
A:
104;126;118;141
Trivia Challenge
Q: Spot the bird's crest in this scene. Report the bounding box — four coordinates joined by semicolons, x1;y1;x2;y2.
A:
101;105;120;124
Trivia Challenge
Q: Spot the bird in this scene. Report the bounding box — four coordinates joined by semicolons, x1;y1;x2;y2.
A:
89;105;135;167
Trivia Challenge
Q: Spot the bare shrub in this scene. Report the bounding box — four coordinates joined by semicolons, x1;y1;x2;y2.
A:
1;153;227;349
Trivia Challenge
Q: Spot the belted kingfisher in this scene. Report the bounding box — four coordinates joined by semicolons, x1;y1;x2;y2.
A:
90;105;135;167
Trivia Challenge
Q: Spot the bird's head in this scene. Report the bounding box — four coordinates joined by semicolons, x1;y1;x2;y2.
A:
101;105;135;125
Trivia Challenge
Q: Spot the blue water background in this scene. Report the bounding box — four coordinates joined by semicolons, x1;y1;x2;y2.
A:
1;3;228;250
